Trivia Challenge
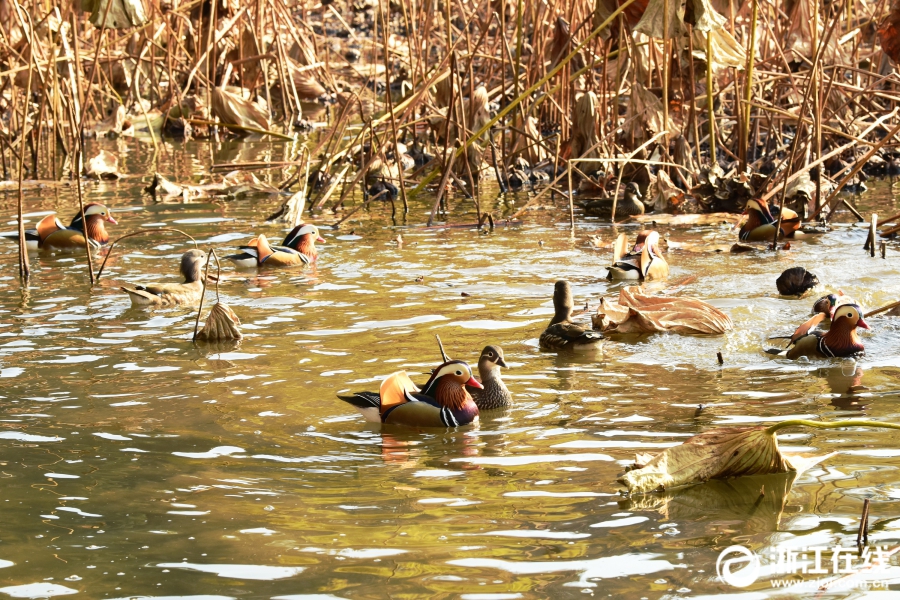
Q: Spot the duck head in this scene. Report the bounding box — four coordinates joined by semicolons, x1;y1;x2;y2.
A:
831;304;869;332
71;203;118;243
284;224;326;258
477;345;507;375
624;182;642;201
638;231;664;277
421;360;482;408
180;249;208;283
551;280;574;324
743;198;775;225
813;293;839;316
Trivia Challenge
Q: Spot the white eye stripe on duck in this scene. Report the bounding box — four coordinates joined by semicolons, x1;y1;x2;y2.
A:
295;225;319;237
433;363;472;380
85;205;108;215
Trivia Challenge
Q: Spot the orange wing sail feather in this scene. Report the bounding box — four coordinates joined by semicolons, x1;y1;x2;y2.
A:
379;371;420;415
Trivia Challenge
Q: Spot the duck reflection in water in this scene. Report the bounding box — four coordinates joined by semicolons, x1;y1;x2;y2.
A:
820;362;868;411
379;430;482;471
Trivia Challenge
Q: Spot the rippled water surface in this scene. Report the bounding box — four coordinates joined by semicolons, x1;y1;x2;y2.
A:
4;139;900;598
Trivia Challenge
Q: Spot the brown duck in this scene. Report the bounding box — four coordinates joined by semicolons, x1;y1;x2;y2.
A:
539;280;604;351
3;203;117;251
467;345;512;410
338;360;481;428
121;249;207;306
771;303;869;359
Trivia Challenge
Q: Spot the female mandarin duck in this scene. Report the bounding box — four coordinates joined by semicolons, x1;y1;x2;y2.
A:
606;230;668;281
4;204;117;251
120;249;207;306
771;303;869;359
539;280;604;351
226;224;325;268
583;182;644;219
467;345;512;410
338;360;482;427
740;198;802;241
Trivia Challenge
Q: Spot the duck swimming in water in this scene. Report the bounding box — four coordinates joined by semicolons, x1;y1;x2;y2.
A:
606;230;668;281
121;249;207;306
769;303;869;359
3;204;117;251
739;198;802;242
467;345;512;410
539;280;604;351
226;224;325;268
582;182;645;219
337;360;482;428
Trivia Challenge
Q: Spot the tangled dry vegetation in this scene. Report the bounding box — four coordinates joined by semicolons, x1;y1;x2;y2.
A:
3;0;900;228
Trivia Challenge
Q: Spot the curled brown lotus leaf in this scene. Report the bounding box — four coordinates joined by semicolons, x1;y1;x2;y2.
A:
571;92;600;161
592;286;733;335
691;27;745;73
196;302;242;342
292;72;327;100
619;425;835;494
647;170;685;213
85;150;120;179
83;0;148;29
510;115;548;165
634;0;684;40
211;87;269;131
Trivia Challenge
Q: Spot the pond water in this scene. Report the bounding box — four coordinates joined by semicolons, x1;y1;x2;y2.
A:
2;139;900;598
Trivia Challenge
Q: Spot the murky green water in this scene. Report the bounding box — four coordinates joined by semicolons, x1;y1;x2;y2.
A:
3;139;900;598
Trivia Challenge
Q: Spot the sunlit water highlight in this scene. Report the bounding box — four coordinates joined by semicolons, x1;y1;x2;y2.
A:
1;140;900;597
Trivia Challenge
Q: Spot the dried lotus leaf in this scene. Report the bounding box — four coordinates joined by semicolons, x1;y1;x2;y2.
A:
619;425;836;494
85;150;120;179
196;302;242;341
594;286;733;335
211;87;269;131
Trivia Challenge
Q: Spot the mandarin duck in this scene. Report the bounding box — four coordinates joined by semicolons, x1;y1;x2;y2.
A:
3;204;117;251
769;303;869;359
226;224;324;268
337;360;482;427
739;198;802;242
121;249;207;306
607;230;668;281
539;280;604;351
467;345;512;410
582;182;645;219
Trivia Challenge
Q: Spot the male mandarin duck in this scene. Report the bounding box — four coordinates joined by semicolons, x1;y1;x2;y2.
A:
121;249;207;306
770;303;869;359
539;280;604;351
337;360;481;427
226;224;325;268
812;292;857;320
607;230;668;281
740;198;802;242
3;204;117;251
582;182;645;219
467;345;512;410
